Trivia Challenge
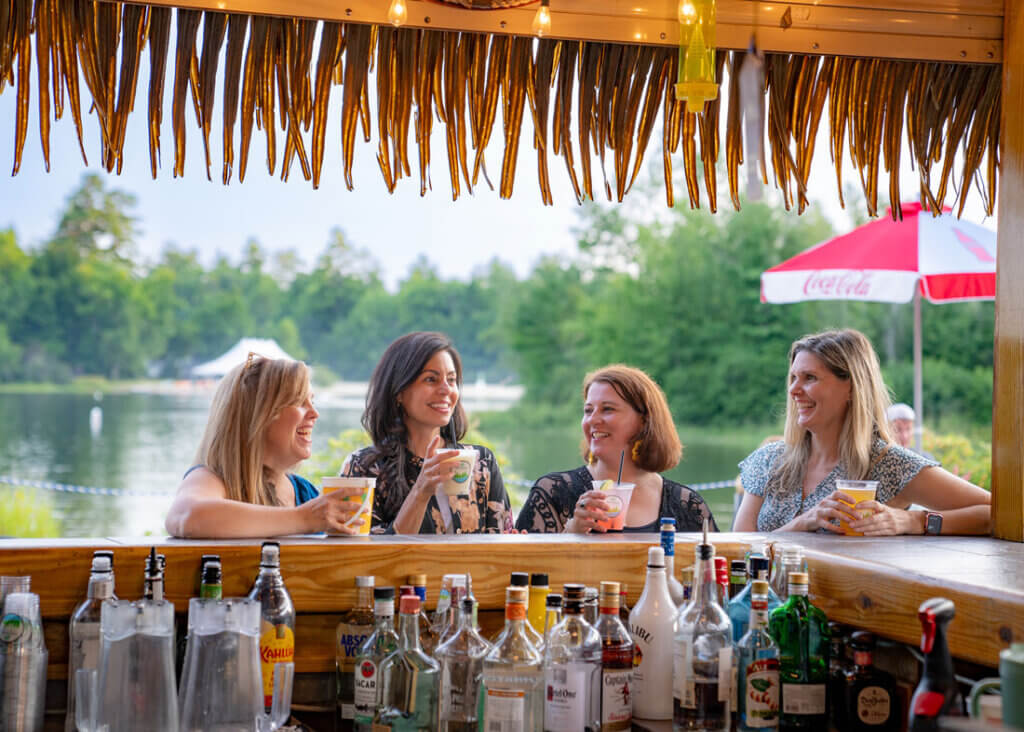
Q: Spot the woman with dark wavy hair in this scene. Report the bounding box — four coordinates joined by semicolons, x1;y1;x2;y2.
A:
341;331;515;534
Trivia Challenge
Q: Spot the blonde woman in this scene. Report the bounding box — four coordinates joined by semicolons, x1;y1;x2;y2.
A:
165;354;363;538
733;329;991;536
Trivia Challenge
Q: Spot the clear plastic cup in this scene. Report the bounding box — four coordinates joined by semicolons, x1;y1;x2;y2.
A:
591;480;635;532
441;449;478;496
322;477;375;536
835;479;879;536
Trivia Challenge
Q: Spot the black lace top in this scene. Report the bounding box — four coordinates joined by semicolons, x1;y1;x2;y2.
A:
513;465;718;533
342;444;514;534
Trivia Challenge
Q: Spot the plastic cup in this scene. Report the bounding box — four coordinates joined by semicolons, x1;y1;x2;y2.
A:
322;477;375;535
440;449;478;496
592;481;635;532
835;479;879;536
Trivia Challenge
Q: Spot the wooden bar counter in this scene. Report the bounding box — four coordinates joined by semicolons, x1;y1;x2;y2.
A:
1;532;1021;681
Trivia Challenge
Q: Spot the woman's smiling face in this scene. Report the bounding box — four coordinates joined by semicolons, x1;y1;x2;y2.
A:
788;350;851;434
398;349;460;432
263;392;319;471
582;380;643;465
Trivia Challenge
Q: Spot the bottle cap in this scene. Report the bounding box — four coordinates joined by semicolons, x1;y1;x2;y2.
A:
530;573;549;586
546;593;563;608
749;555;771;578
201;561;222;585
584;587;598;604
680;566;694;584
731;560;747;573
461;598;476;614
90;556;112;573
647;546;666;568
373;586;395;600
509;572;529;587
599;582;620;609
695;543;713;561
563;583;586;600
850;630;876;650
259;541;280;567
355;576;375;588
399;585;415;596
408;574;427;586
399;595;420;614
782;545;803;560
660;517;676;529
789;571;809;585
751;580;770;595
93;550;115;568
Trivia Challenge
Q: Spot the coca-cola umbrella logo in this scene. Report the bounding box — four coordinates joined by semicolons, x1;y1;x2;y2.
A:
802;270;874;298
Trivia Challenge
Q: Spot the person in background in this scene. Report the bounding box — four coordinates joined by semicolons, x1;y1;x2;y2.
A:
165;354;363;538
887;402;937;460
515;364;718;533
340;331;515;534
733;329;991;536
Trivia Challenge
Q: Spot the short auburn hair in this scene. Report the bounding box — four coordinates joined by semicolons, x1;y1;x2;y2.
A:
580;364;683;473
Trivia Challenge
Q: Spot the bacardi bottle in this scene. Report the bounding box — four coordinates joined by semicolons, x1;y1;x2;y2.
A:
353;587;399;731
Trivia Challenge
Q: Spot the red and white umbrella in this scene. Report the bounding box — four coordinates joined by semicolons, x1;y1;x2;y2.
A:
760;201;997;446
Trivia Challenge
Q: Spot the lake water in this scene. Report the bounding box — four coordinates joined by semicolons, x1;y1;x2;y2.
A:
0;392;749;536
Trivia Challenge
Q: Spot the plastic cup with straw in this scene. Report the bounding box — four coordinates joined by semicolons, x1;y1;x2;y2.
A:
593;450;634;532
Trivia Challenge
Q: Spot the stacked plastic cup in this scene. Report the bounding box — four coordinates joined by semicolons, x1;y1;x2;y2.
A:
0;580;49;732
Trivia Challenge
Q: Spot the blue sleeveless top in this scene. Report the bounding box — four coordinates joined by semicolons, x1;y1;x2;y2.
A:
183;466;318;506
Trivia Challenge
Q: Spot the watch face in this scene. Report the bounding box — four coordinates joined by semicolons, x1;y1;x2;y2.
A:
926;513;942;535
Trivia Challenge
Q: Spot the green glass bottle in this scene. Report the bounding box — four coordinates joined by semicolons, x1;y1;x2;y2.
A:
768;572;829;731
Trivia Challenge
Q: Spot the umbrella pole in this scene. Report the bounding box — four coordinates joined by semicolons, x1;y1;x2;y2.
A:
913;288;923;452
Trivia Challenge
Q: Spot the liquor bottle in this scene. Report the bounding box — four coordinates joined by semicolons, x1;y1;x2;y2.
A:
65;553;114;732
337;576;375;727
770;545;805;601
583;587;600;626
354;587;399;730
673;534;732;731
768;572;829;731
143;546;165;601
737;580;780;731
594;581;633;732
629;545;676;720
431;574;459;633
543;594;563;644
200;560;223;599
730;561;748;601
176;554;219;682
543;584;601;731
681;566;694;604
528;573;550;635
908;598;962;731
714;556;729;604
618;584;630;624
436;598;491;731
661;517;687;606
438;578;469;648
841;631;899;731
248;541;296;712
828;621;850;727
728;557;781;643
480;585;544;731
377;594;439;729
494;573;545;652
408;574;439;656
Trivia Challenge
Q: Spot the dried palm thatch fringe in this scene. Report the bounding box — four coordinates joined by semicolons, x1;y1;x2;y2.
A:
0;0;1000;217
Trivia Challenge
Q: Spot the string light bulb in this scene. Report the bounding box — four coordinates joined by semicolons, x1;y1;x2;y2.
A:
387;0;408;27
532;0;551;37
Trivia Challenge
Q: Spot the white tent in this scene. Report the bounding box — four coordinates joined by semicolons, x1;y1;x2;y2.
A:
191;338;299;379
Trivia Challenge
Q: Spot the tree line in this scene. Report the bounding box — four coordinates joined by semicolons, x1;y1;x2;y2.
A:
0;174;994;427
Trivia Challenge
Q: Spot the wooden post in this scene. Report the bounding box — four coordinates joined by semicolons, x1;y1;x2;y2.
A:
993;0;1024;541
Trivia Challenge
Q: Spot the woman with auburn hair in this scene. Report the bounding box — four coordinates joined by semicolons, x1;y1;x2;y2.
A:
733;329;991;535
341;331;515;534
165;354;364;538
515;364;718;533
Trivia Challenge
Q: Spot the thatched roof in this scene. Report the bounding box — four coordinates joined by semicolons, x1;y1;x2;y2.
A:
0;1;1001;218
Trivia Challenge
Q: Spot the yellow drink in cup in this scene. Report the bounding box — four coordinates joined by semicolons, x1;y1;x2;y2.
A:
321;477;375;536
835;479;879;536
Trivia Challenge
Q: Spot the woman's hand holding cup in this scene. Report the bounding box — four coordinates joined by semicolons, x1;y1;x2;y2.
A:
567;489;613;533
305;484;364;535
410;435;460;499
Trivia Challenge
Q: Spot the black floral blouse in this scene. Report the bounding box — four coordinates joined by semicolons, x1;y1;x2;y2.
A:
342;444;514;534
514;465;718;533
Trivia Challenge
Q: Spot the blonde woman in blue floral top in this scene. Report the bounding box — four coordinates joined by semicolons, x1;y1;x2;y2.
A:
733;330;991;536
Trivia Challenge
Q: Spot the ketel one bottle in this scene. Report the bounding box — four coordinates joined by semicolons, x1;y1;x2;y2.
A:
377;594;439;729
247;541;295;712
594;581;633;731
768;572;829;731
543;584;602;731
841;631;899;732
629;546;676;720
737;580;780;730
336;576;375;726
353;587;399;731
65;552;115;732
909;598;961;731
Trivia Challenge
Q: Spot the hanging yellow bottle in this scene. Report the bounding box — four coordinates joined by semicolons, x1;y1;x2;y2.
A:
675;0;718;114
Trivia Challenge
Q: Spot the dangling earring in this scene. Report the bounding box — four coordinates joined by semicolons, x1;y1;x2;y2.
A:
631;440;642;461
586;450;595;466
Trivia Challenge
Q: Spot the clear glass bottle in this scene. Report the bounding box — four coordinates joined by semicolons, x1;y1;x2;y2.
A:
377;594;439;729
629;546;676;720
770;545;806;601
594;581;633;731
143;546;165;602
436;598;491;731
337;576;375;727
661;517;686;606
737;580;780;731
480;585;544;731
618;584;630;625
408;574;439;656
528;573;550;636
673;539;732;731
681;566;694;604
65;553;115;732
583;587;599;626
543;584;601;732
247;541;295;713
543;594;563;645
768;572;829;731
714;556;729;605
728;556;781;643
354;587;399;731
493;573;545;652
841;631;899;732
437;577;468;648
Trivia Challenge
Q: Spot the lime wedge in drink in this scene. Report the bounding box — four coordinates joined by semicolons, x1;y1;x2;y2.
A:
598;479;615;492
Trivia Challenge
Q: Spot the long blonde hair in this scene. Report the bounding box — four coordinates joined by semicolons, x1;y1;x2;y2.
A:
775;329;893;494
194;356;311;506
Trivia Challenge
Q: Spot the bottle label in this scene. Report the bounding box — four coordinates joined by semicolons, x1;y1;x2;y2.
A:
336;623;372;673
484;688;525;731
601;668;632;729
544;664;586;731
718;646;733;703
672;634;696;708
743;658;780;727
259;624;294;707
353;659;379;720
441;665;468;719
857;685;891;724
781;682;826;715
505;603;527;622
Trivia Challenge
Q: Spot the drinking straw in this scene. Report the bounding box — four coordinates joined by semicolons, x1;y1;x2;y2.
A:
616;450;625;484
